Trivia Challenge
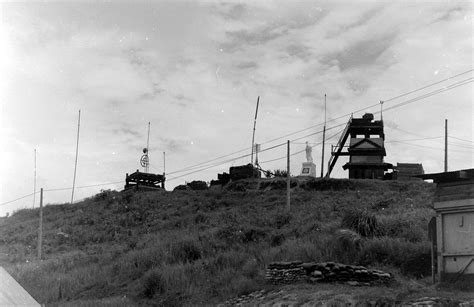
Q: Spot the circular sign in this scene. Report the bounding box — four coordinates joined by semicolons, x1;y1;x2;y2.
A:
140;154;149;167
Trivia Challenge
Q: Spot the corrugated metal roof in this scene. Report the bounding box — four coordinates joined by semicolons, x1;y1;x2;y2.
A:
0;267;40;306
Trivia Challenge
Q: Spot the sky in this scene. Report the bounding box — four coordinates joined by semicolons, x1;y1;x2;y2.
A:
0;0;473;216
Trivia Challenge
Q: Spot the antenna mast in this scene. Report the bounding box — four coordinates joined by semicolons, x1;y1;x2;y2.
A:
33;149;36;208
380;100;384;121
251;96;260;165
321;94;327;177
145;122;150;173
71;109;81;204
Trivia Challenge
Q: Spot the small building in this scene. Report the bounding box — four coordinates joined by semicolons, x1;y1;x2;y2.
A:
124;170;165;191
394;163;424;180
418;169;474;282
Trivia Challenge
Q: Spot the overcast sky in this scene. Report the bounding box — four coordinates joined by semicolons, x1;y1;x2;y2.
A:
1;1;472;216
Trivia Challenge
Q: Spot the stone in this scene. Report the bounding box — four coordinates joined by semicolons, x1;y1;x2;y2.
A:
346;281;359;286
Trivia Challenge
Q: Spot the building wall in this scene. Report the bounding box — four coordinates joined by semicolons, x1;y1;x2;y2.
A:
434;181;474;279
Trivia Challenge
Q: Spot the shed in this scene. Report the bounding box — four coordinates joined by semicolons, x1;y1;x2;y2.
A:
418;169;474;282
0;266;40;306
394;163;424;181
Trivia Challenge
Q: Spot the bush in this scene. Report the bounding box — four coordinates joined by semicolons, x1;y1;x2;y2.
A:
142;269;166;298
273;169;288;177
170;240;202;263
341;209;382;237
356;237;431;277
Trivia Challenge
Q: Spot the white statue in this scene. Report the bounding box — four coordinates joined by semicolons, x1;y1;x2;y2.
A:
305;141;313;162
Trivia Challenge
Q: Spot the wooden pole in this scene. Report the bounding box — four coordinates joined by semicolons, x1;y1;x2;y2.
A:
145;122;150;173
321;94;326;177
162;151;166;189
71;110;81;204
444;119;448;172
286;140;290;212
33;149;36;208
37;188;43;260
251;96;260;165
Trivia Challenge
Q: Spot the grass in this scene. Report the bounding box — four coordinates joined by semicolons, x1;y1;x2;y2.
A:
0;178;450;306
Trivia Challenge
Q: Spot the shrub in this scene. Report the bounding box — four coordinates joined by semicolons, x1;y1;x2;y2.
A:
341;209;382;237
273;169;288;177
274;213;291;229
170;240;202;263
356;237;431;277
142;269;166;298
270;233;285;247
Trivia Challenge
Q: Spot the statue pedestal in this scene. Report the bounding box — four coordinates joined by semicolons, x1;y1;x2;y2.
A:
300;162;317;177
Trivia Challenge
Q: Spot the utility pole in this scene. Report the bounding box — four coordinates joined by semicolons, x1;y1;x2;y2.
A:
145;122;151;173
71;110;81;204
163;151;166;189
251;96;260;165
321;94;327;177
33;149;36;208
37;188;43;260
286;140;291;212
444;119;448;172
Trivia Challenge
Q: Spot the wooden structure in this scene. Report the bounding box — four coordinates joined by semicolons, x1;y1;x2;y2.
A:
326;113;392;179
0;266;40;306
124;170;165;191
229;164;261;181
418;169;474;282
394;163;424;180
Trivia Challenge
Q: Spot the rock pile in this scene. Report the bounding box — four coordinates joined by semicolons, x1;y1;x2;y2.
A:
265;261;307;284
265;261;392;285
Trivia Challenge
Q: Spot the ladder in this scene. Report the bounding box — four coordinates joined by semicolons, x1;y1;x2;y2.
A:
325;115;352;178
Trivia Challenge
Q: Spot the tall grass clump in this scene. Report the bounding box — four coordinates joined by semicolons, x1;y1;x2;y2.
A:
341;209;382;237
356;237;431;278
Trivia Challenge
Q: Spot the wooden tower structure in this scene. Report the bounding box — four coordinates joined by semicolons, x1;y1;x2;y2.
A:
326;113;393;179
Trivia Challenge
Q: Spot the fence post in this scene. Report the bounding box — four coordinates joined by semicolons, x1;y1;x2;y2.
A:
37;188;43;260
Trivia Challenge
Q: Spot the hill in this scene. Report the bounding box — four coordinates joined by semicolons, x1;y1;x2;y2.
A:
0;178;471;306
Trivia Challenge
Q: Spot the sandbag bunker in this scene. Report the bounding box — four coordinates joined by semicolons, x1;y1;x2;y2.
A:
266;261;392;286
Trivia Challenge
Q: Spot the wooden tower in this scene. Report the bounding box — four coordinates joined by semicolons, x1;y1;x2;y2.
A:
326;113;393;179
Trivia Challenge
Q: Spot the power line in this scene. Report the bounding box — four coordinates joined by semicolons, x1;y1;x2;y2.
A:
259;128;343;164
383;78;473;113
0;193;37;207
0;180;124;207
392;140;471;153
386;136;443;143
449;136;474;144
382;69;473;103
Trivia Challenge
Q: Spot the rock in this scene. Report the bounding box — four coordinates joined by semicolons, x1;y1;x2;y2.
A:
346;281;359;286
311;270;323;277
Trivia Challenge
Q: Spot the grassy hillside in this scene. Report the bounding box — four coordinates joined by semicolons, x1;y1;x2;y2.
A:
0;178;448;305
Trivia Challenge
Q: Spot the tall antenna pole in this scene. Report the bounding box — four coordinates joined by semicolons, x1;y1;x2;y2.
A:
146;122;150;173
444;119;448;172
251;96;260;165
37;188;43;260
286;140;290;212
380;100;384;121
163;151;166;189
71;110;81;204
321;94;327;177
33;149;36;208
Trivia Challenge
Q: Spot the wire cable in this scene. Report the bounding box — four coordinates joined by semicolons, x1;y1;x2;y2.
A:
449;136;474;144
0;192;37;207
